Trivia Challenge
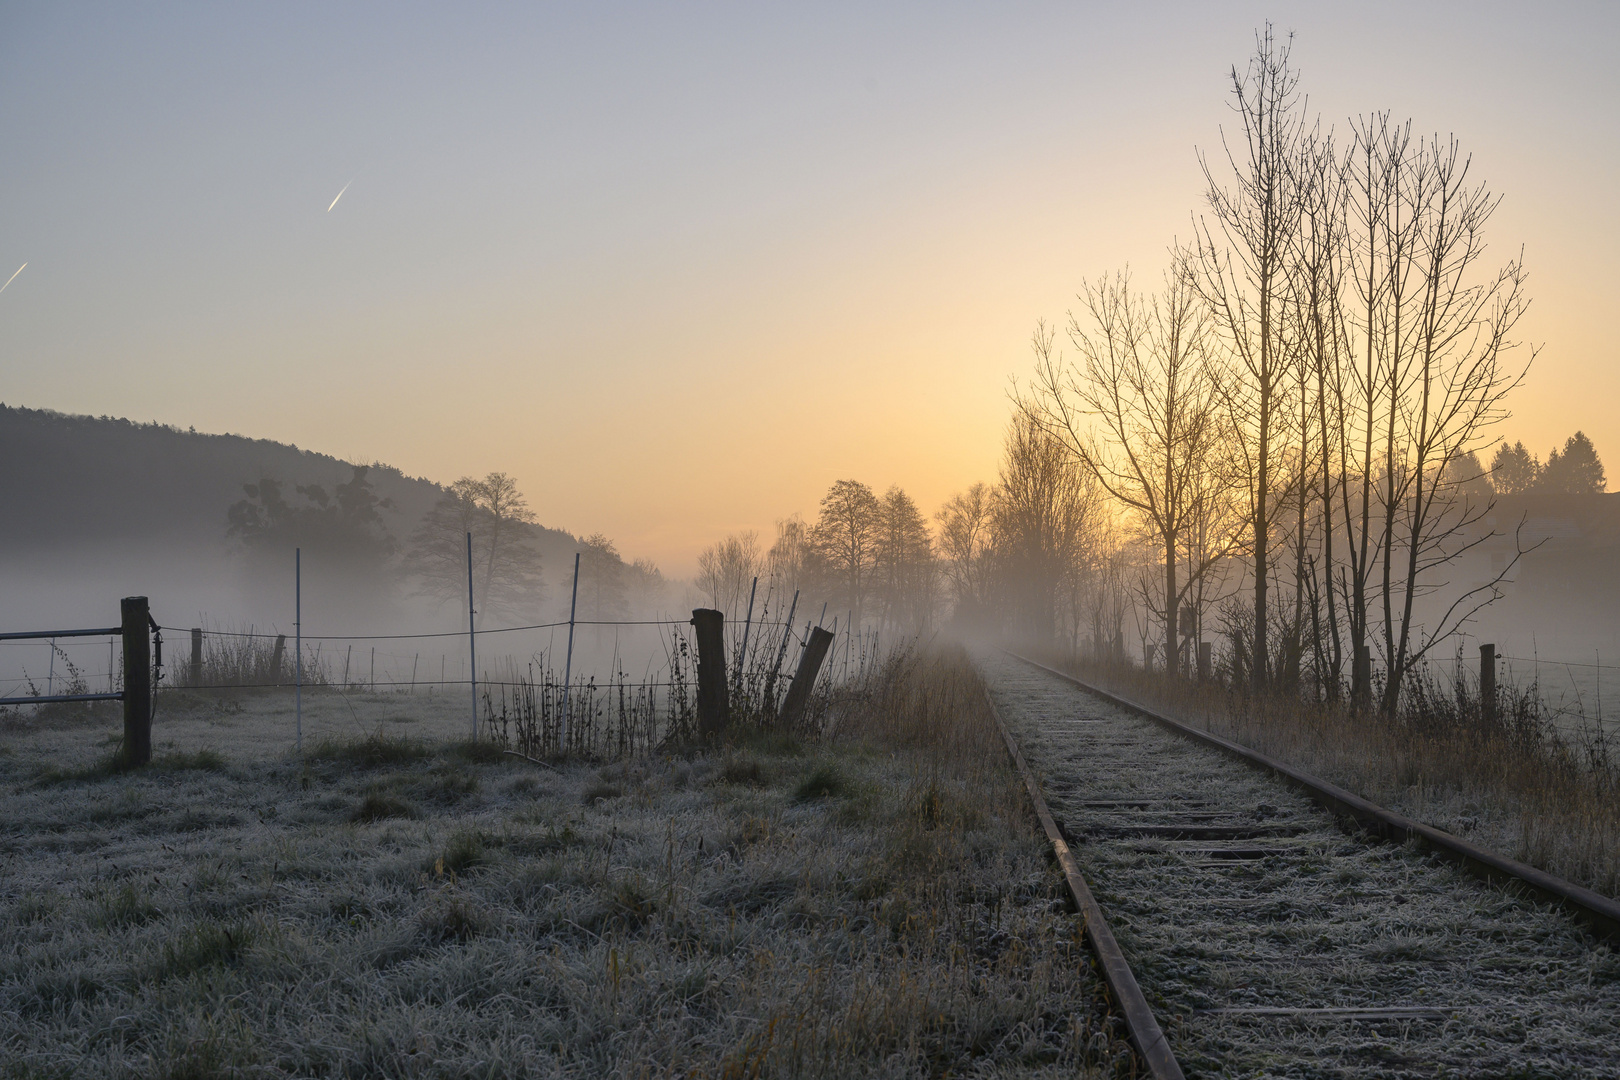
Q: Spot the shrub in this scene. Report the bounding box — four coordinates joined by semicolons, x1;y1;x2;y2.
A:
307;732;430;769
352;792;416;823
158;919;256;980
794;763;845;801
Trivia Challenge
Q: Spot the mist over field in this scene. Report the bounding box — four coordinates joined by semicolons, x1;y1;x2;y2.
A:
5;8;1620;1078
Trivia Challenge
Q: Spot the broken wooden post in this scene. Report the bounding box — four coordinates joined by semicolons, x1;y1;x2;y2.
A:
1198;641;1213;683
189;627;203;687
1480;643;1497;725
121;596;152;766
691;608;730;738
271;633;286;685
779;626;834;731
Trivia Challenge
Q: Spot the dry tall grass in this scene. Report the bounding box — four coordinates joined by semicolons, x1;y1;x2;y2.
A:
0;646;1133;1077
1038;651;1620;898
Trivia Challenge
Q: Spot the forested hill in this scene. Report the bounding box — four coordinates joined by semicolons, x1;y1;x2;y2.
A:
0;404;577;558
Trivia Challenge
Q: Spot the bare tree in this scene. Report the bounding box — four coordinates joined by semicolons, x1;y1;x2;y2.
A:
872;485;935;633
1190;24;1311;689
407;472;543;625
1368;134;1532;714
812;480;882;627
1028;271;1242;681
1084;519;1138;663
695;531;763;616
626;556;668;615
935;483;997;627
578;532;628;622
1287;124;1354;699
766;516;811;589
992;411;1098;643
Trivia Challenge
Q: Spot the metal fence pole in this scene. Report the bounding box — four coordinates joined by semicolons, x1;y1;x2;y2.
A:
764;589;799;714
295;548;302;754
467;531;478;740
735;576;757;690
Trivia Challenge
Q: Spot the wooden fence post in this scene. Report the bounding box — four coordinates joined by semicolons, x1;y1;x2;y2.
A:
779;626;834;731
1197;641;1213;683
1480;643;1496;725
691;608;730;738
271;634;286;685
121;596;151;766
189;628;202;687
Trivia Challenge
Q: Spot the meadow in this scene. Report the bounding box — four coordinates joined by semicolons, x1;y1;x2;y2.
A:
0;649;1134;1079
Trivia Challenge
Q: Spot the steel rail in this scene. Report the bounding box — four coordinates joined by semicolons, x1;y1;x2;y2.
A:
0;626;122;641
1007;651;1620;940
981;685;1186;1080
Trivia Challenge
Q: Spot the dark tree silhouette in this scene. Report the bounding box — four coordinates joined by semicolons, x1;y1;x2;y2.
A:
1540;432;1606;494
872;485;934;633
1489;440;1540;494
696;532;763;615
227;465;395;564
934;483;997;627
1189;24;1311;690
812;480;882;626
407;472;544;624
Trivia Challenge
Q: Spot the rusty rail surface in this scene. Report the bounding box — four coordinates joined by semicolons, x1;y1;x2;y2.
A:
981;685;1186;1080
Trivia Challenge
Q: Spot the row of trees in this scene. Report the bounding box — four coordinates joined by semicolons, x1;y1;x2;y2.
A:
996;26;1563;716
722;30;1599;713
229;469;663;627
1488;432;1607;495
695;480;937;634
229;23;1599;698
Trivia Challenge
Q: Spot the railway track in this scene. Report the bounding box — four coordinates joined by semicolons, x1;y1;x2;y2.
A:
981;651;1620;1079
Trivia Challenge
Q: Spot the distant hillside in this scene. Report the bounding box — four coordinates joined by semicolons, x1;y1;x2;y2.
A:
0;403;582;564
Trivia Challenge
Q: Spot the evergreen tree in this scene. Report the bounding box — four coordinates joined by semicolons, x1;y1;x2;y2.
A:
1489;441;1540;494
227;465;395;564
1540;431;1607;494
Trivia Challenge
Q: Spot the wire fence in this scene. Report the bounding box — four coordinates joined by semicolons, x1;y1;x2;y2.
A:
0;603;903;763
1496;653;1618;730
153;616;804;641
0;631;125;704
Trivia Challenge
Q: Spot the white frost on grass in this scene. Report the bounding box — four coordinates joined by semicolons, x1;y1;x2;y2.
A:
0;686;1133;1078
982;653;1620;1079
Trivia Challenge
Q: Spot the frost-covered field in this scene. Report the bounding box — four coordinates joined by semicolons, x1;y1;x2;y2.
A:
983;654;1620;1078
0;675;1133;1078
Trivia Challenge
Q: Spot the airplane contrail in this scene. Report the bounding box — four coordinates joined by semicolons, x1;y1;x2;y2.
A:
0;263;25;295
327;180;353;212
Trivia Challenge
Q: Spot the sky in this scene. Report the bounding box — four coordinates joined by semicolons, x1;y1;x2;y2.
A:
2;2;1615;576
